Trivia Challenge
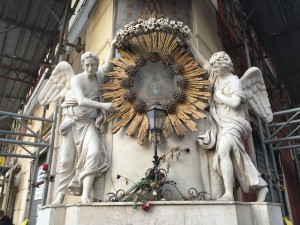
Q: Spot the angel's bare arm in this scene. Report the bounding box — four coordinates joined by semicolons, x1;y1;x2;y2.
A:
102;38;117;72
71;76;114;111
185;35;209;68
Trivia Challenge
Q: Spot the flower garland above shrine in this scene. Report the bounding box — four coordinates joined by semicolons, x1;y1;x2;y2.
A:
115;18;191;49
101;18;210;144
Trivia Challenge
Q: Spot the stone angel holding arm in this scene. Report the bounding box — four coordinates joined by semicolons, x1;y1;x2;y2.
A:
39;39;117;204
185;35;272;201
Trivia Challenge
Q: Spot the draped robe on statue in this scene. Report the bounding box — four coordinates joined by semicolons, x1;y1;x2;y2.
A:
198;75;266;198
57;68;109;199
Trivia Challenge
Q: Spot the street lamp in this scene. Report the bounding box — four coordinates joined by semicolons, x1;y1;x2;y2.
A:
146;102;166;200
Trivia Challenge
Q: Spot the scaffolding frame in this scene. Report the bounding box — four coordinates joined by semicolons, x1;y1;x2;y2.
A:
0;105;58;220
258;107;300;219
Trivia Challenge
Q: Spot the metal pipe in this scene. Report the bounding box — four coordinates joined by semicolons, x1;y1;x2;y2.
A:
273;107;300;116
0;153;35;159
269;111;300;139
2;161;14;214
19;145;34;156
54;0;71;64
266;126;287;217
0;130;38;138
42;101;59;206
274;125;300;148
257;117;275;202
153;129;159;201
273;144;300;151
238;1;252;68
291;149;300;189
0;179;10;182
264;135;300;144
243;26;251;68
239;8;260;166
268;119;300;127
14;118;46;143
46;98;62;204
0;111;53;122
42;0;63;26
0;179;5;197
26;106;47;221
0;139;50;148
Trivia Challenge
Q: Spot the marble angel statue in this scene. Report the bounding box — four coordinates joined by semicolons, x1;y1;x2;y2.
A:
38;39;117;204
185;36;272;202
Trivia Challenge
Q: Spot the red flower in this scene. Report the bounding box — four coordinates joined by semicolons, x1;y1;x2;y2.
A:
141;202;153;211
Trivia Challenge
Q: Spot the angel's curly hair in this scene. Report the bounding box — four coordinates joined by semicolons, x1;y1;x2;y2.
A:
81;52;99;65
209;51;233;72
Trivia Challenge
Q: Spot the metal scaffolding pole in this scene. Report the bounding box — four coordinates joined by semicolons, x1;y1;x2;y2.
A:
0;111;53;122
0;106;58;222
272;107;300;116
264;136;300;144
0;153;35;159
260;107;300;218
0;139;50;148
26;106;47;221
292;149;300;187
269;111;300;139
257;117;275;202
42;101;59;206
0;130;39;138
266;126;287;217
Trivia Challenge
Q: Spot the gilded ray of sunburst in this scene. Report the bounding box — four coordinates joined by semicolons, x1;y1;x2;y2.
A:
101;31;210;144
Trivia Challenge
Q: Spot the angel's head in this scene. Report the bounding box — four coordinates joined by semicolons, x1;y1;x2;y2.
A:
81;52;99;77
209;51;233;76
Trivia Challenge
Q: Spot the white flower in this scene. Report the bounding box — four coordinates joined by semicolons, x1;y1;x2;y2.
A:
148;25;155;30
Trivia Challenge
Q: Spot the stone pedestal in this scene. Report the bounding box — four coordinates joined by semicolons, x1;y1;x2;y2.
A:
37;201;283;225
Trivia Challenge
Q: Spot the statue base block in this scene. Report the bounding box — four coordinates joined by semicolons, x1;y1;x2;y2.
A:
37;201;283;225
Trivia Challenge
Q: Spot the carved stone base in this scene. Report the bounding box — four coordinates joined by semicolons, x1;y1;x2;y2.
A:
37;201;283;225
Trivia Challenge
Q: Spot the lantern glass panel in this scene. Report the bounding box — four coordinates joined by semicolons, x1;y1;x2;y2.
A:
146;103;166;130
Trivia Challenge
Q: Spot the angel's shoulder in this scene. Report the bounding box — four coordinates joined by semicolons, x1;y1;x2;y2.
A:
225;74;242;91
227;74;241;85
231;74;240;81
71;73;85;84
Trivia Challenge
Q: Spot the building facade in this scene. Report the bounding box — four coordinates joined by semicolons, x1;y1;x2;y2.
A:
0;1;299;225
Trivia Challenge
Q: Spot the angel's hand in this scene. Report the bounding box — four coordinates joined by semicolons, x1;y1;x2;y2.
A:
213;90;223;104
111;38;117;46
101;102;115;111
184;32;193;47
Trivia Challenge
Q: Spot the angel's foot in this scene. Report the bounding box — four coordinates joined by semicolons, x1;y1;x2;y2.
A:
256;186;268;202
52;194;65;205
217;193;234;201
81;195;92;203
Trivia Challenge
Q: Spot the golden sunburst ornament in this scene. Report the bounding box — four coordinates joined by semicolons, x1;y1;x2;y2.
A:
101;18;210;144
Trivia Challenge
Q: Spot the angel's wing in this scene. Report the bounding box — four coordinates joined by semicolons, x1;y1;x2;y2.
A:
38;61;75;105
240;67;273;123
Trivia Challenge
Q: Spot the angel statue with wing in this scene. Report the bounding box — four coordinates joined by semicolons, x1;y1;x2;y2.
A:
39;39;117;204
185;35;272;202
